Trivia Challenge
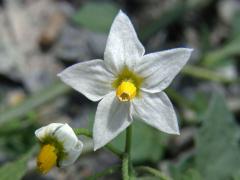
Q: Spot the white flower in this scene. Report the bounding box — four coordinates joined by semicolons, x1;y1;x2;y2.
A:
58;10;193;150
35;123;83;173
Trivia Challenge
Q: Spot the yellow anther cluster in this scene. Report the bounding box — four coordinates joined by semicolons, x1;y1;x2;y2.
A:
116;81;136;101
37;144;58;174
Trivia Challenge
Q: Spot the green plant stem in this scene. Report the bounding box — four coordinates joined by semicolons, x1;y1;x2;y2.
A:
86;165;121;180
122;125;133;180
125;125;132;158
135;166;171;180
74;128;92;137
74;128;122;158
122;153;129;180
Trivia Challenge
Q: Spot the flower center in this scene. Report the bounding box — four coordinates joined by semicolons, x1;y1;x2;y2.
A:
116;81;136;101
112;66;144;101
37;144;57;174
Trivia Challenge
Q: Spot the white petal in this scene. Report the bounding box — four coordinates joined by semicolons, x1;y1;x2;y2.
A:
136;48;193;93
132;91;179;135
53;124;78;152
104;10;145;74
35;123;63;142
93;91;132;150
58;59;114;101
59;140;83;167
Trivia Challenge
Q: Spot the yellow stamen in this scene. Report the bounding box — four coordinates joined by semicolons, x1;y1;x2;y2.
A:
37;144;57;174
116;81;136;101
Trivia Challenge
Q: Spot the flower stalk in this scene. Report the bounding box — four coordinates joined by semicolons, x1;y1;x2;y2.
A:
74;128;122;158
122;153;129;180
122;125;133;180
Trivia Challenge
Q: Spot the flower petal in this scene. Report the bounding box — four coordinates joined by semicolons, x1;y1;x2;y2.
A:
59;140;83;167
53;124;78;152
104;10;145;74
93;91;132;150
132;91;179;135
58;59;114;102
35;123;63;142
136;48;193;93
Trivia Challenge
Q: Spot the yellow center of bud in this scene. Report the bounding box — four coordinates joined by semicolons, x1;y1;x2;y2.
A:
116;81;136;101
37;144;57;174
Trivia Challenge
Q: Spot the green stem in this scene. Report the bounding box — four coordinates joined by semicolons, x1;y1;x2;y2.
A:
122;125;133;180
135;166;171;180
74;128;122;158
125;125;132;156
122;153;129;180
86;165;121;180
74;128;92;137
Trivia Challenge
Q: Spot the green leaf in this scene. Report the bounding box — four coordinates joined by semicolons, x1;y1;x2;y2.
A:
169;151;200;180
111;120;167;162
72;2;118;33
180;169;202;180
0;146;37;180
195;93;240;180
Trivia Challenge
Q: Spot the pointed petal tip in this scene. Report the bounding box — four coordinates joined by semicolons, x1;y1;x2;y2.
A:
93;134;101;151
57;72;65;79
93;146;98;151
115;9;130;21
168;125;180;135
178;47;194;53
176;131;180;135
163;129;180;136
118;9;125;16
171;128;180;135
93;142;101;151
188;48;194;53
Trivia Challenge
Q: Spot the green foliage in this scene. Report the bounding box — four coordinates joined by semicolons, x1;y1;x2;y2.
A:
202;12;240;68
170;93;240;180
0;117;37;158
169;151;199;180
0;146;37;180
180;169;202;180
111;120;167;163
72;2;118;33
195;93;240;180
230;12;240;40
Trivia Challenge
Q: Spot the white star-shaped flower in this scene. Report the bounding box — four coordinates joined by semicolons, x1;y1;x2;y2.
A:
35;123;83;173
58;10;193;150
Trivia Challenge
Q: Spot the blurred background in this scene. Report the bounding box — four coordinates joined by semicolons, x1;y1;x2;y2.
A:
0;0;240;179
